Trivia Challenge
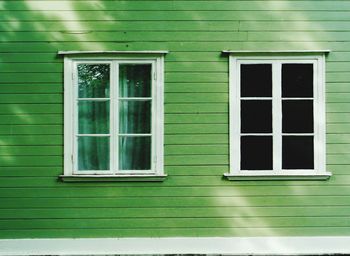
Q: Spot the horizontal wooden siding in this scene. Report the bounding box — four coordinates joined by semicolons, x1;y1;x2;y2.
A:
0;0;349;238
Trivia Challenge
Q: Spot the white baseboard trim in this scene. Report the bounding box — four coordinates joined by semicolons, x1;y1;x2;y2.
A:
0;236;350;255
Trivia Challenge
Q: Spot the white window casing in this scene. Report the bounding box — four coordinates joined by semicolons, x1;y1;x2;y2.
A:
224;51;332;180
61;53;166;181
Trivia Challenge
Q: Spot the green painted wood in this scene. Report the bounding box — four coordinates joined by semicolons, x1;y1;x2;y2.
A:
165;103;228;113
0;31;248;42
2;227;350;239
0;94;61;104
166;134;228;144
0;125;62;135
1;217;350;230
0;146;62;156
1;195;350;208
0;135;62;145
165;124;228;134
165;114;228;124
2;42;350;53
3;175;350;187
1;206;350;219
0;114;62;124
5;1;350;12
0;104;62;114
0;85;62;94
0;0;349;240
1;185;350;198
2;10;350;22
165;145;228;155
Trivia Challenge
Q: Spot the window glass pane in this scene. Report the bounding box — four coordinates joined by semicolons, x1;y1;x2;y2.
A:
78;136;110;170
282;100;313;133
241;100;272;133
283;136;314;169
78;101;109;134
78;64;110;98
119;64;152;98
119;136;151;170
241;136;272;170
119;100;151;134
282;64;313;98
241;64;272;97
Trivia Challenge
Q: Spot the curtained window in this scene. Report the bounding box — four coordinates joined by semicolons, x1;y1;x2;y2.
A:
62;54;165;179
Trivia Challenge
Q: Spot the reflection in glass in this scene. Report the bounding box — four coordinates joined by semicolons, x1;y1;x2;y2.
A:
282;100;313;133
119;64;152;98
119;100;151;134
241;100;272;133
241;64;272;97
78;101;109;134
283;136;314;169
241;136;273;170
119;136;151;170
78;136;109;170
282;64;313;98
78;64;110;98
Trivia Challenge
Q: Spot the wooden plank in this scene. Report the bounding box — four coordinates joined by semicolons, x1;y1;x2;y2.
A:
2;186;350;198
0;104;62;114
3;175;350;187
165;124;228;134
0;227;350;239
165;114;228;124
165;145;228;155
0;125;62;135
2;42;350;53
1;206;350;219
1;217;350;230
165;103;228;113
165;134;228;145
0;31;248;42
165;83;228;93
5;1;350;11
1;10;350;21
0;114;62;125
1;195;350;208
0;84;62;94
0;146;62;156
165;93;228;103
0;135;62;145
1;227;350;239
0;94;61;104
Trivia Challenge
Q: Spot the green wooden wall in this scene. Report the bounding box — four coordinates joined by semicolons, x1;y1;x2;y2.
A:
0;0;350;238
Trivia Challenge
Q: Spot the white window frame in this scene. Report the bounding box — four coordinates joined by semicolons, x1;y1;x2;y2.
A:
224;52;332;180
61;53;165;181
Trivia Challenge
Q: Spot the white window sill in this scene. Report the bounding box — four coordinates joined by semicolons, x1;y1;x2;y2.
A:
59;174;167;182
224;172;332;181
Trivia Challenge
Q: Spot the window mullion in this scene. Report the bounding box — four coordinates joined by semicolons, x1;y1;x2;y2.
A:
111;61;118;174
273;62;282;174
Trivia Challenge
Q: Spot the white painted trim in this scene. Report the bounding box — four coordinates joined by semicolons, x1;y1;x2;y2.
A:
222;49;331;54
1;237;350;255
58;50;169;55
63;57;74;176
224;172;332;180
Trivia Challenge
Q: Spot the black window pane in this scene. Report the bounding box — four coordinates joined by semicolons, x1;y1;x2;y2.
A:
241;136;272;170
241;64;272;97
282;100;313;133
282;136;314;169
282;64;313;98
241;100;272;133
